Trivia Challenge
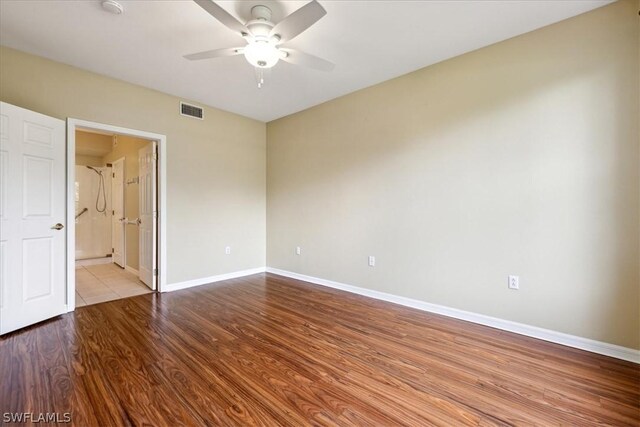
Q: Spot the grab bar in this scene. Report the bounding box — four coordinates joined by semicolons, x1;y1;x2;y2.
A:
75;207;89;220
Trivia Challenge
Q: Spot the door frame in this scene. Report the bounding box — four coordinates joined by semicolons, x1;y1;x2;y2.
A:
111;157;126;269
66;119;167;310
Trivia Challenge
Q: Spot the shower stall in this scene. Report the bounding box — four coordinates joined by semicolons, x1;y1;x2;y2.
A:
75;165;112;260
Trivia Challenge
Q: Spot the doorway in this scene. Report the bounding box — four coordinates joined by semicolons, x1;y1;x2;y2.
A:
0;104;167;334
67;119;167;310
73;130;156;306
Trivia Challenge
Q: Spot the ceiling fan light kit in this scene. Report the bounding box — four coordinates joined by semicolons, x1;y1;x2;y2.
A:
244;40;281;68
186;0;334;88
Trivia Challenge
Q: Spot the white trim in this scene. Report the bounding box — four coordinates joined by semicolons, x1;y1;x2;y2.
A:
125;265;139;276
164;267;266;293
266;268;640;364
67;119;168;312
111;156;126;269
76;257;113;267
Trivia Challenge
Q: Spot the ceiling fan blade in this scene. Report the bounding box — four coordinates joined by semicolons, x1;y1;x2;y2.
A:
270;1;326;43
280;48;334;72
193;0;249;36
184;47;244;61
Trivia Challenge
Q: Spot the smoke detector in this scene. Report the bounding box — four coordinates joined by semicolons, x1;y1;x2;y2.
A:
101;0;124;15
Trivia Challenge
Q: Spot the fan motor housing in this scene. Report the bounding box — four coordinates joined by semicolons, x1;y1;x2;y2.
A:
247;5;274;37
251;5;272;21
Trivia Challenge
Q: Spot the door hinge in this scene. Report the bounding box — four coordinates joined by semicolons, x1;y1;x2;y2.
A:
112;172;115;178
112;210;115;216
153;211;158;219
112;248;114;254
152;152;158;161
153;268;158;276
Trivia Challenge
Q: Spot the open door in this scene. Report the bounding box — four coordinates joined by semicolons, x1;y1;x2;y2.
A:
0;102;67;334
111;157;125;268
138;141;157;290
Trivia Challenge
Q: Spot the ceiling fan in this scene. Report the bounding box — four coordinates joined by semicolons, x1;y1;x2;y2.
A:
185;0;334;88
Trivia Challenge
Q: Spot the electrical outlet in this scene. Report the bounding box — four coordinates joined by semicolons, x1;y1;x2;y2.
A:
368;256;376;267
225;246;231;255
296;246;301;255
508;275;519;290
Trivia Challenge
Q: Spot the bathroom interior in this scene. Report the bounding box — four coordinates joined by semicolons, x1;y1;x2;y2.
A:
75;130;154;306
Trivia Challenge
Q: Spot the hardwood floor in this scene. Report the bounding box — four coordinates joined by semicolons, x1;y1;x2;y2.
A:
1;273;638;426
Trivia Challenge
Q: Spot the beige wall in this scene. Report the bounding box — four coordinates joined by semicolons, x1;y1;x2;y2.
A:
75;155;102;167
76;130;112;157
101;134;149;271
76;130;112;167
267;1;640;349
0;46;266;284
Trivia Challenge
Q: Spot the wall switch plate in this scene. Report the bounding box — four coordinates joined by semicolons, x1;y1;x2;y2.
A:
508;275;519;290
296;246;301;255
225;246;231;255
368;256;376;267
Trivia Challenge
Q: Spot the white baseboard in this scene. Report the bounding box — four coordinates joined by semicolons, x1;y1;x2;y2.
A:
76;257;112;267
125;265;139;276
266;267;640;364
164;267;266;293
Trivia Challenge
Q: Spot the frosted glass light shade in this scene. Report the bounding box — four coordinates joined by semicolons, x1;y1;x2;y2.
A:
244;40;280;68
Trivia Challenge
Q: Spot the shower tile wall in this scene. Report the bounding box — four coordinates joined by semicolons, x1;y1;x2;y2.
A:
75;165;112;260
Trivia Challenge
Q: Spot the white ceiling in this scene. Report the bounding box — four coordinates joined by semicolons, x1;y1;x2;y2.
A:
0;0;611;122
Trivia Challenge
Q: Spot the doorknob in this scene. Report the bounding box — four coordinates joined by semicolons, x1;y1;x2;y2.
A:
51;223;64;230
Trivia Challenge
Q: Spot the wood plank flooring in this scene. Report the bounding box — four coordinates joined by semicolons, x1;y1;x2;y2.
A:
1;273;638;426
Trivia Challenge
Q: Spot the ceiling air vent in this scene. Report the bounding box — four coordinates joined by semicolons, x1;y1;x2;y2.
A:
180;102;204;120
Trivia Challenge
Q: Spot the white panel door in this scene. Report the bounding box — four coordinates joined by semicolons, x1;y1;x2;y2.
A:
0;102;66;335
111;158;125;267
138;142;156;290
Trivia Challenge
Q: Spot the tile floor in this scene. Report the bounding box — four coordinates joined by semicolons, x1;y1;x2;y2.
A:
76;263;152;307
